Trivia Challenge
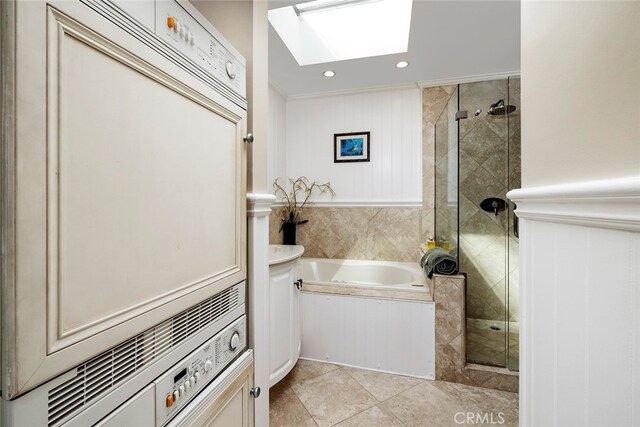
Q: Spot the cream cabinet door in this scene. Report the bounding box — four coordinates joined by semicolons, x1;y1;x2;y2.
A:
269;260;301;387
196;364;254;427
168;351;254;427
1;0;246;397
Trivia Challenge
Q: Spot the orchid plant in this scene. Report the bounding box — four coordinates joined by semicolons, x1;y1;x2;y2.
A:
273;176;336;225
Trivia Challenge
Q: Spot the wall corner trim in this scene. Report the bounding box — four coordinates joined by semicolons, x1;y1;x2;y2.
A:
507;176;640;232
247;193;276;217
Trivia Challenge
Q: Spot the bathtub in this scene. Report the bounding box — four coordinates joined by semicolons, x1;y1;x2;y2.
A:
297;258;435;379
300;258;432;302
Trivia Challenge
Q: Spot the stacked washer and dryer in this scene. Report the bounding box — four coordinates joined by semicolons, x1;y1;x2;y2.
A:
0;0;254;425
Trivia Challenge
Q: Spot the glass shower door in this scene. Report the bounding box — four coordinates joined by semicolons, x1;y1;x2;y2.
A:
507;77;521;371
434;86;459;258
433;78;520;371
458;80;510;368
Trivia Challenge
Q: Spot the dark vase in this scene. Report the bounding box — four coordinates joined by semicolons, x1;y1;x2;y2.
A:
282;222;296;245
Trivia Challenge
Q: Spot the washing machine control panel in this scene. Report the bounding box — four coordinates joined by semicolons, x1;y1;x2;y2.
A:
155;315;246;425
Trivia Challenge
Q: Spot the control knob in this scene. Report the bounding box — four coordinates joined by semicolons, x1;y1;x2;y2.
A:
204;359;212;373
230;331;240;351
226;61;236;79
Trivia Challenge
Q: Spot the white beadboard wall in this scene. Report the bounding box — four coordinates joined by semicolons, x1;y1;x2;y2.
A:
300;292;435;378
268;85;287;188
277;88;422;204
509;177;640;427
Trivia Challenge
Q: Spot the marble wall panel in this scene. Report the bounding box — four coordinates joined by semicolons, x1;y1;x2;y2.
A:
433;274;519;393
269;206;422;262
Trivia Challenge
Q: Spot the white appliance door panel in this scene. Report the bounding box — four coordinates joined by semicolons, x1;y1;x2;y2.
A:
95;384;155;427
4;0;246;397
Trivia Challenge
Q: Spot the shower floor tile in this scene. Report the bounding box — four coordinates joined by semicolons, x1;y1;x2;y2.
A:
270;359;519;427
467;318;520;369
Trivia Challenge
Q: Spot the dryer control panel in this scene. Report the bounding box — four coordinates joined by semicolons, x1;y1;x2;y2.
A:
154;316;246;426
155;0;246;99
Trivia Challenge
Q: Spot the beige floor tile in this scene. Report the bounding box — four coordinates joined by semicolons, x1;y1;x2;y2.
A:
269;383;317;427
335;405;405;427
381;380;518;427
270;361;519;427
278;359;342;388
291;369;378;427
429;381;518;413
344;367;424;402
500;403;520;427
379;381;469;426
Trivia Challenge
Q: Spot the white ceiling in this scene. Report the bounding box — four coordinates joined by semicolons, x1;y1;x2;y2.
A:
269;0;521;97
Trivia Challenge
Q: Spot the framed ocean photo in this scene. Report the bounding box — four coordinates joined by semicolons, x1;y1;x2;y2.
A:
334;132;370;163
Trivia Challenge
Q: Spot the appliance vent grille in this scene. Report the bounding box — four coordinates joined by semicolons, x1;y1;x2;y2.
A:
47;285;240;426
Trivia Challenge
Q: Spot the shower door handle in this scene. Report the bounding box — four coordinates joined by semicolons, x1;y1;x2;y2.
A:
513;205;519;238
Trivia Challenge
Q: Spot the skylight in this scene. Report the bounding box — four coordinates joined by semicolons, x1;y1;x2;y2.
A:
269;0;413;66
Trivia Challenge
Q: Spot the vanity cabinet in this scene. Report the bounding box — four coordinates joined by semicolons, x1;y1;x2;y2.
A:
268;246;304;387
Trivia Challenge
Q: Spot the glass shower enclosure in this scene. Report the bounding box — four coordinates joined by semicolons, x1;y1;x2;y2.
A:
434;77;520;371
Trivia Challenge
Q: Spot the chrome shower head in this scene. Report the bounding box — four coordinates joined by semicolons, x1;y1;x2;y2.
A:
487;99;516;116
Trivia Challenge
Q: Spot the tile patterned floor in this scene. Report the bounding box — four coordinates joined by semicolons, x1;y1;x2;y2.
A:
270;359;519;427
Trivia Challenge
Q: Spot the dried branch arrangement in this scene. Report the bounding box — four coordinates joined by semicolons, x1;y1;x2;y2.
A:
273;176;336;224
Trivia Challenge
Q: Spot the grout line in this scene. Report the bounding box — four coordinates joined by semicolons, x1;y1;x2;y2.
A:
341;367;384;403
284;380;319;426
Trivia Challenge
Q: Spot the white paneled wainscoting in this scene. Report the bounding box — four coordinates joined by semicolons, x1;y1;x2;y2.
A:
508;176;640;427
299;292;435;379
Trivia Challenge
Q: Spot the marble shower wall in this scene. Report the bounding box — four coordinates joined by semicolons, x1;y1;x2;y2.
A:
268;87;456;263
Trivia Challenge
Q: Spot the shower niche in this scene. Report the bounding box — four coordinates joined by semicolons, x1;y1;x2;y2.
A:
434;77;520;371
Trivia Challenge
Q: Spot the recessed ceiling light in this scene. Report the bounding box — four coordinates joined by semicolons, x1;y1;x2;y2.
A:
396;61;409;69
323;70;336;77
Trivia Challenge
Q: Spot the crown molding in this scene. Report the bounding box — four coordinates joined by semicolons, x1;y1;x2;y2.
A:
417;71;521;88
286;82;420;101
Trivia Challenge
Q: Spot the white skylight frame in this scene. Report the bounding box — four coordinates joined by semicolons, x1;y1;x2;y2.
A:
269;0;413;66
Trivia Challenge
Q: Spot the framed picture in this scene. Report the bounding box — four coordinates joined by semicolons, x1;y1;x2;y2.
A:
334;132;370;163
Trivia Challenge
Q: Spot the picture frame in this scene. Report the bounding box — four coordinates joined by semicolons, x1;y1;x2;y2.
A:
334;132;370;163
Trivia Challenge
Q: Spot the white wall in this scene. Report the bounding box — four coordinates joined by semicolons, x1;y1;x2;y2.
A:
509;179;640;427
521;1;640;187
275;88;422;204
518;1;640;425
268;85;287;189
